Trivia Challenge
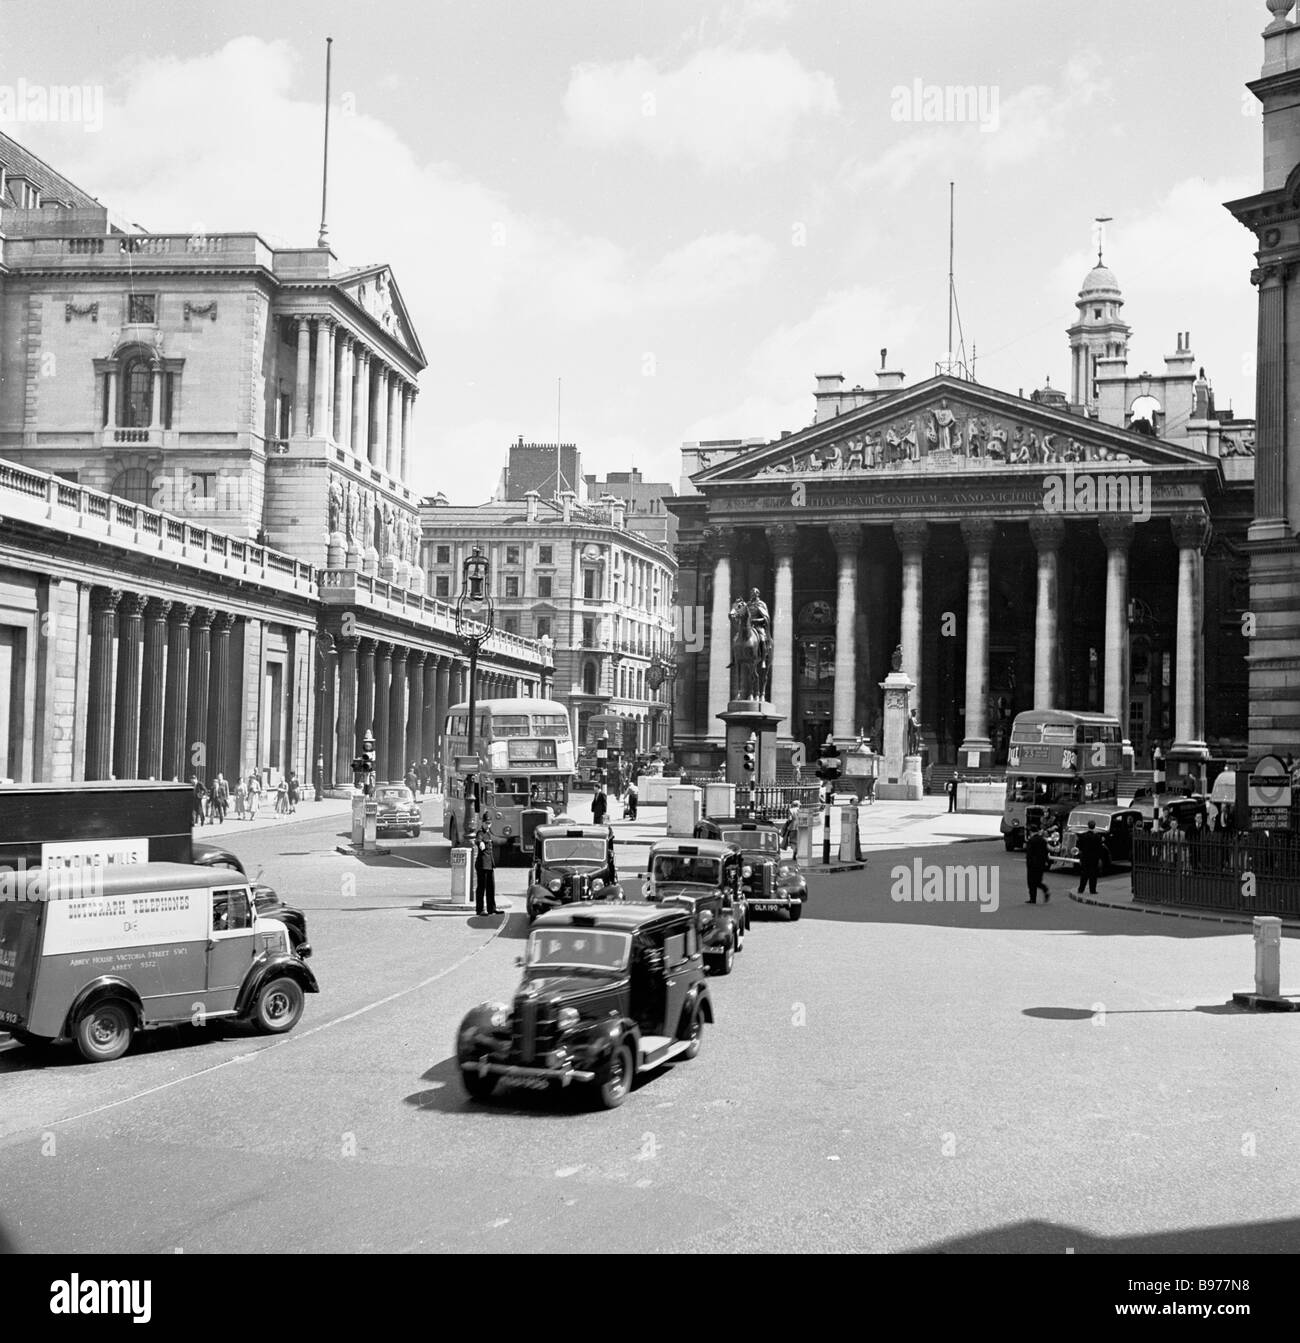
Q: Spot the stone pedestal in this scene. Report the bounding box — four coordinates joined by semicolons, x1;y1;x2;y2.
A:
876;670;923;801
718;699;784;785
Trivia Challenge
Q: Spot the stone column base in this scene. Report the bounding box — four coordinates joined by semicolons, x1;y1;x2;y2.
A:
877;754;923;800
956;738;993;770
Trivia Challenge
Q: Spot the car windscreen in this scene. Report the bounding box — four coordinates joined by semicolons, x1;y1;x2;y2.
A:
722;830;777;853
652;856;722;886
526;928;631;972
542;838;607;865
377;788;413;803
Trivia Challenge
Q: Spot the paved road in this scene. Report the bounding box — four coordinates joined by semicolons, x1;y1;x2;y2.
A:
3;813;1298;1254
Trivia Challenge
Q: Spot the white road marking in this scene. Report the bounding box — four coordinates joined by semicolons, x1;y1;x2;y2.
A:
9;920;511;1140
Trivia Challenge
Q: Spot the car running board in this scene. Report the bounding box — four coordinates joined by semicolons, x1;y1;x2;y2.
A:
638;1035;692;1069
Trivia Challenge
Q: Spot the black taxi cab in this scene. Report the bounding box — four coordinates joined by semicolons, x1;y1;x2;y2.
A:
642;839;745;974
1058;803;1144;873
455;903;713;1110
694;817;808;921
525;822;621;923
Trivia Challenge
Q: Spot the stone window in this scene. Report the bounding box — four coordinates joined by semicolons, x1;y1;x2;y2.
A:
502;616;519;635
122;356;153;428
505;545;520;565
435;545;450;564
434;575;450;598
538;544;553;565
504;575;519;598
109;467;153;504
583;661;598;695
536;616;551;639
538;576;552;599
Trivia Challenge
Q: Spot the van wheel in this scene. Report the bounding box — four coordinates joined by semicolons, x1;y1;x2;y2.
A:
594;1041;634;1109
252;976;305;1034
74;1000;134;1063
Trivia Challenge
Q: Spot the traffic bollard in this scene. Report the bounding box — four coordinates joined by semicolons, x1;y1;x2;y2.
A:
822;805;831;865
1254;916;1282;999
839;801;860;863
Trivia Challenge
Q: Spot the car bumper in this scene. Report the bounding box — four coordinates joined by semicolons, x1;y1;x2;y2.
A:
467;1055;595;1086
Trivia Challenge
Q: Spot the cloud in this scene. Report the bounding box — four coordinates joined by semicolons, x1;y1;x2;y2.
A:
563;47;839;172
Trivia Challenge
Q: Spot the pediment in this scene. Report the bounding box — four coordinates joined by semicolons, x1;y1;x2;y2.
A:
693;376;1213;486
334;266;425;365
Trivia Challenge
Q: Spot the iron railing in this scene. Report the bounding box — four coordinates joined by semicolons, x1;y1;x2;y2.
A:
1131;830;1300;917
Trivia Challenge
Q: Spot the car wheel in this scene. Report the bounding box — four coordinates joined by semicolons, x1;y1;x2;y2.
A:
734;922;744;953
595;1041;634;1109
73;1000;134;1063
461;1068;499;1101
252;976;305;1034
679;1005;704;1060
788;900;803;922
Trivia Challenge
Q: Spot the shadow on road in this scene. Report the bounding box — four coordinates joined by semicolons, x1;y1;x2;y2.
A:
0;1021;252;1072
405;1054;592;1116
912;1215;1300;1253
1023;1002;1252;1020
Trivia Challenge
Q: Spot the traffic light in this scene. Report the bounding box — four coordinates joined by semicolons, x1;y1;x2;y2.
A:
742;733;757;775
816;738;841;784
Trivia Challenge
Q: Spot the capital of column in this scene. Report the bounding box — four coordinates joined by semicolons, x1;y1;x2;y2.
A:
191;606;216;631
1096;514;1135;553
960;517;997;554
1170;510;1211;554
336;632;360;655
119;592;149;619
145;597;173;623
1027;514;1066;553
700;526;730;565
358;636;377;658
295;315;310;333
408;648;428;670
769;523;800;560
91;586;122;614
827;521;861;554
375;640;394;661
892;517;930;556
391;644;409;667
211;610;235;636
172;602;196;629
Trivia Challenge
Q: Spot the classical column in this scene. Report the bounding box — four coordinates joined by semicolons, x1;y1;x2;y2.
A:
356;637;376;743
334;634;359;784
388;645;409;778
893;519;929;723
1171;511;1211;758
137;598;171;780
314;318;334;440
434;656;451;765
374;641;393;781
85;587;121;780
387;376;401;477
207;611;235;780
111;593;147;780
401;388;414;484
186;608;214;778
1097;515;1135;738
148;365;162;432
352;347;370;460
704;529;732;735
406;650;426;770
372;365;389;471
1028;515;1066;711
829;522;861;742
421;654;438;766
317;631;336;793
104;365;118;428
958;518;996;763
163;604;194;781
293;315;311;437
769;524;798;728
337;332;354;452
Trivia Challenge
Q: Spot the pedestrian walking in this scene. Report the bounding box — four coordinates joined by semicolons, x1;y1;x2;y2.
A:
418;758;430;798
211;773;229;824
1024;826;1050;904
1075;819;1105;895
191;776;207;826
234;778;246;819
287;772;300;814
591;785;608;825
624;782;638;822
946;775;958;813
404;762;418;796
274;778;289;815
472;824;499;916
246;774;261;821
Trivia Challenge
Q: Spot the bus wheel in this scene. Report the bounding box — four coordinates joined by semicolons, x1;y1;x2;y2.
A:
74;1000;134;1063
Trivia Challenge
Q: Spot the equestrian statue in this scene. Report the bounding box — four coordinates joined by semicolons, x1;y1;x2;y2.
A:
729;587;771;701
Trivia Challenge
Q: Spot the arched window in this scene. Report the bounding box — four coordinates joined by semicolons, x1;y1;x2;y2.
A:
109;468;152;504
121;355;154;428
583;661;597;695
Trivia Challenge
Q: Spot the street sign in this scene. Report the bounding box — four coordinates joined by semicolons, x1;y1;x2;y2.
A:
1248;754;1292;830
454;754;481;774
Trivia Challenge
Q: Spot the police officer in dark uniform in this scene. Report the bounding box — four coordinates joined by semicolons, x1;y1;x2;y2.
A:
473;820;499;917
1075;819;1105;895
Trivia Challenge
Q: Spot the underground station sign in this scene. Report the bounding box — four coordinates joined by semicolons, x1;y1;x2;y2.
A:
1248;755;1293;830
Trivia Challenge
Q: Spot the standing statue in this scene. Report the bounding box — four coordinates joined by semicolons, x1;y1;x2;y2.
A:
907;708;921;757
327;475;343;534
932;400;956;454
345;480;360;545
729;588;771;700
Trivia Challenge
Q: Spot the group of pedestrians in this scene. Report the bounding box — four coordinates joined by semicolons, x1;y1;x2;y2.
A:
403;759;434;799
188;771;301;824
1024;819;1109;902
589;782;638;825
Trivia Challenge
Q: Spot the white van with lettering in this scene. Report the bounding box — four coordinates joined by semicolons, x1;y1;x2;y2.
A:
0;862;318;1062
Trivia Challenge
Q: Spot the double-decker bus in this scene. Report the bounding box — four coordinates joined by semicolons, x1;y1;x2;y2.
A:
578;712;639;790
1001;709;1122;851
442;698;576;855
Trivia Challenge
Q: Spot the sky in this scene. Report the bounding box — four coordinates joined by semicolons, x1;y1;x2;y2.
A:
0;0;1269;504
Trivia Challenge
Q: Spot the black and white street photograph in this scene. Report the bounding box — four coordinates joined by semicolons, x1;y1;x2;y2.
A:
0;0;1297;1311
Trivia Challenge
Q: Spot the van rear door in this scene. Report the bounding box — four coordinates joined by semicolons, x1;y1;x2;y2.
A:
0;896;45;1032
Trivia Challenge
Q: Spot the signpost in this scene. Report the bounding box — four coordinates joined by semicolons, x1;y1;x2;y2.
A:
1248;754;1293;831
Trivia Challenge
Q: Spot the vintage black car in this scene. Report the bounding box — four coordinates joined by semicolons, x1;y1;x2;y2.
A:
694;816;808;921
191;841;310;952
526;823;622;923
455;903;713;1109
374;783;422;838
1058;804;1144;873
642;839;745;973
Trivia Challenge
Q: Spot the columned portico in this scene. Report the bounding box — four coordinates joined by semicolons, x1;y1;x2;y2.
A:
1171;510;1211;761
163;604;193;781
356;637;376;743
293;317;311;437
388;645;408;779
892;519;928;720
112;593;147;781
1028;515;1065;710
138;598;171;780
1098;515;1135;751
335;635;359;782
353;348;371;462
959;518;996;766
85;587;120;780
315;318;334;440
769;524;798;732
374;641;393;780
705;529;732;738
186;608;214;778
828;522;861;742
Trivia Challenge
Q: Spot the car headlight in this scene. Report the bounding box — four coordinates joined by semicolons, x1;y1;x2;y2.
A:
487;1002;510;1028
503;826;512;837
557;1007;579;1031
742;865;753;878
591;878;604;891
548;878;563;893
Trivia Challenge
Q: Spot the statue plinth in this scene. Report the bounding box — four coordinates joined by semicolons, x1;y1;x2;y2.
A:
875;670;923;801
717;700;784;787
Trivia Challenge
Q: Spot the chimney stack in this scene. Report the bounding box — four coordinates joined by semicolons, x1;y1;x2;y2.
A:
525;489;539;523
560;489;575;523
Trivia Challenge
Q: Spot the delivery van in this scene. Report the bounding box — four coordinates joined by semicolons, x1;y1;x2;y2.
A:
0;862;318;1062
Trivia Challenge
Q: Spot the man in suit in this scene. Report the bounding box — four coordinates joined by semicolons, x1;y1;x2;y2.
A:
473;821;499;917
1075;820;1106;895
1024;826;1050;904
947;775;958;813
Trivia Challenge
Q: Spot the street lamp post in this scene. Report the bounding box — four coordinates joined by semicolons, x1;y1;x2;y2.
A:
455;546;494;851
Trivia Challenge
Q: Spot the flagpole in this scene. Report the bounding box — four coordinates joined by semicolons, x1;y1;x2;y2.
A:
317;37;333;249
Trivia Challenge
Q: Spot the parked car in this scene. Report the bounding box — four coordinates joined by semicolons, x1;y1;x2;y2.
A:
526;823;622;922
1057;804;1144;873
643;838;745;972
373;783;422;837
191;841;309;952
694;816;808;921
455;903;713;1109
